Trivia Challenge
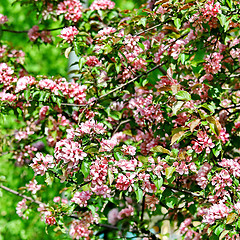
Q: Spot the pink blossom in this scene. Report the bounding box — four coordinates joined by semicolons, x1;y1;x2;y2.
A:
118;205;134;219
204;52;223;74
196;162;212;189
86;56;100;67
202;203;230;225
91;184;111;198
15;76;35;93
39;79;57;90
179;218;192;234
122;145;136;156
145;194;159;211
59;26;79;43
0;92;16;102
117;159;138;171
30;152;54;176
40;31;52;43
56;0;83;22
191;131;215;154
28;25;40;42
69;220;92;240
218;128;229;143
53;196;61;203
26;179;41;194
45;216;56;225
108;208;119;225
39;106;49;121
71;191;92;207
116;173;135;191
0;14;8;24
90;0;115;10
100;138;118;152
0;63;15;87
90;157;109;185
16;199;28;219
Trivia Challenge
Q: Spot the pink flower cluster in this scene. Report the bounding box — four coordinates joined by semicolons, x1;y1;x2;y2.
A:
15;76;36;93
201;0;221;22
28;26;52;43
90;156;109;185
219;158;240;178
67;119;105;139
116;173;135;192
145;194;159;211
0;92;16;102
39;106;49;121
16;199;28;219
38;77;87;104
54;139;87;180
69;220;92;240
118;205;134;219
30;152;54;176
204;52;223;74
59;26;79;43
122;145;136;156
128;94;163;127
0;14;8;24
202;203;230;225
90;0;115;10
191;131;215;154
86;56;100;67
57;0;83;22
117;159;138;171
196;162;212;189
0;63;15;87
91;184;111;198
45;216;56;225
26;179;41;194
71;191;92;207
218;128;229;143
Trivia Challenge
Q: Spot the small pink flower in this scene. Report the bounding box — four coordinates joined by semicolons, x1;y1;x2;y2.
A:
26;179;41;194
0;14;8;24
90;0;115;10
45;216;56;225
28;25;40;42
59;26;79;43
86;56;100;67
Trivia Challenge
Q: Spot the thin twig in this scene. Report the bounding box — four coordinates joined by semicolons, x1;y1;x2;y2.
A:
162;184;204;198
0;184;45;206
2;27;63;34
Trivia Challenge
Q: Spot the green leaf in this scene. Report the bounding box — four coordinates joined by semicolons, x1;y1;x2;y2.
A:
153;178;163;190
174;18;181;29
165;196;177;208
172;101;184;115
214;224;224;236
137;17;147;27
165;167;175;179
136;188;143;202
108;169;114;185
218;14;226;27
81;161;91;178
79;57;86;71
24;90;30;101
103;45;113;55
175;91;191;101
151;145;171;155
88;205;96;217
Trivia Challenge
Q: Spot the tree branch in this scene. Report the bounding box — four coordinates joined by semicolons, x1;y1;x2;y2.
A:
2;27;63;34
0;184;45;206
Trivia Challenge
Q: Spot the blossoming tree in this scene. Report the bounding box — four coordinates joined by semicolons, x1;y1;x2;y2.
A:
1;0;240;239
